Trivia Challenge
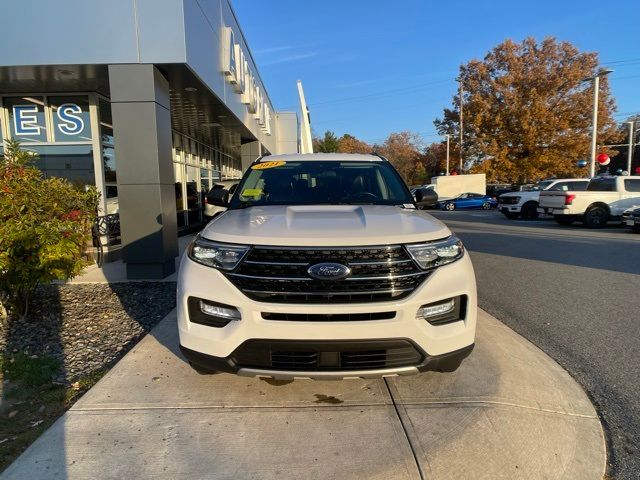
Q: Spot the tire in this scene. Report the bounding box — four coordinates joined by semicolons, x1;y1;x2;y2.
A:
632;225;640;234
583;206;609;228
554;216;574;226
445;203;455;211
481;202;491;210
520;202;539;220
503;212;520;220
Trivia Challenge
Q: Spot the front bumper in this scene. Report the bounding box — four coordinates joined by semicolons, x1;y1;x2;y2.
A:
177;252;477;378
500;205;521;214
180;343;475;380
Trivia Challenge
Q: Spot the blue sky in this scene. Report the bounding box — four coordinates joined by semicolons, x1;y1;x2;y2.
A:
234;0;640;145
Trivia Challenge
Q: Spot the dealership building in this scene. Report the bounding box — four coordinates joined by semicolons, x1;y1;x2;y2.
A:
0;0;299;279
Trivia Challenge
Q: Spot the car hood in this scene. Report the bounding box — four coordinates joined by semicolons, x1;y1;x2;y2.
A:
201;205;451;246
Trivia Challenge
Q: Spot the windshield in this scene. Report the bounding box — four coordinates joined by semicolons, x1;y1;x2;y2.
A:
529;180;554;191
228;160;413;208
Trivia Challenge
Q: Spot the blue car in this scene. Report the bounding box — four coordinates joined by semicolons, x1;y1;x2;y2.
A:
439;193;498;211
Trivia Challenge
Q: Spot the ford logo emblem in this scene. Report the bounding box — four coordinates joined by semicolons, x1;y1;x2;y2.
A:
307;262;351;281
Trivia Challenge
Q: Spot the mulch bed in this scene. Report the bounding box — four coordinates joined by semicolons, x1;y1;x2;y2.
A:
0;282;177;384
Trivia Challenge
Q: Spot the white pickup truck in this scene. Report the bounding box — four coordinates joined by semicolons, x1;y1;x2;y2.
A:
498;178;589;220
538;176;640;227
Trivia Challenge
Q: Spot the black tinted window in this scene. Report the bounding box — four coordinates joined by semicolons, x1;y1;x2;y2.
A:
624;179;640;192
587;178;617;192
572;181;589;191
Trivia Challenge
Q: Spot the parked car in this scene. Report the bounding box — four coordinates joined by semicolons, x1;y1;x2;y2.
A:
499;178;589;220
487;183;516;199
178;153;477;379
622;206;640;233
439;193;497;211
410;185;439;209
539;176;640;227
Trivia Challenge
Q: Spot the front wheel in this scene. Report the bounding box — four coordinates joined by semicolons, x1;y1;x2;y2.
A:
632;225;640;234
584;206;609;228
445;203;455;211
482;202;491;210
521;202;539;220
554;216;574;226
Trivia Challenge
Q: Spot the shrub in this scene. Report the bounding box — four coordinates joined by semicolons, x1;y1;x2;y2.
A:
0;140;99;317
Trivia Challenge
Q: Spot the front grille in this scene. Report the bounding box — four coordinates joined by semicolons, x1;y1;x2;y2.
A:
224;245;429;304
500;196;519;205
261;312;396;322
231;339;424;371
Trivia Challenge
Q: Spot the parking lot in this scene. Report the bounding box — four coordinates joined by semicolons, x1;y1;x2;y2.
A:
431;209;640;479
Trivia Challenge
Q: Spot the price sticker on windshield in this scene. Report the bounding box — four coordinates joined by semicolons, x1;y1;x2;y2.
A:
252;161;286;170
242;188;263;198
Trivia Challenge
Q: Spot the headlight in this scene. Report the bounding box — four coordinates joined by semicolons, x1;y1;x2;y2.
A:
187;237;249;270
405;236;464;270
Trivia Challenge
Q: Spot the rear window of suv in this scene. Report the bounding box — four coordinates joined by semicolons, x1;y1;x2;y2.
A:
587;178;617;192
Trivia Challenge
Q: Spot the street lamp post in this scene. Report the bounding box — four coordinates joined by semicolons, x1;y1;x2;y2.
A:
584;69;613;178
625;121;634;174
445;134;450;175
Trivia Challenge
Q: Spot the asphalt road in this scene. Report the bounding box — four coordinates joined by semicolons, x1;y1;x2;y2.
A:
430;209;640;480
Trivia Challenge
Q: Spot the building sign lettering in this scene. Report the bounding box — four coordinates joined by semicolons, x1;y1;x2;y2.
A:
222;26;271;136
56;103;85;135
13;104;41;135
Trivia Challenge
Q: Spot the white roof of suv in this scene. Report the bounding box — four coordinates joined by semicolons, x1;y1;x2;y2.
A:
255;153;382;163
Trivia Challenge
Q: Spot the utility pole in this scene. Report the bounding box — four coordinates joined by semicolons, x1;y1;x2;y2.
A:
583;69;613;178
445;134;450;175
457;78;464;173
625;121;634;174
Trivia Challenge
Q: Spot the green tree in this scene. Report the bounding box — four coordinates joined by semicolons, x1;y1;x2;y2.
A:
435;37;621;183
0;140;99;317
313;131;340;153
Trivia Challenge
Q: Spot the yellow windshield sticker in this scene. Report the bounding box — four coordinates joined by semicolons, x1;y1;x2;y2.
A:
252;160;286;170
241;188;263;198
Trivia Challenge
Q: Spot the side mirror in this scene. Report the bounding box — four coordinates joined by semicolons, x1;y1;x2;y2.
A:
206;188;230;207
414;188;438;209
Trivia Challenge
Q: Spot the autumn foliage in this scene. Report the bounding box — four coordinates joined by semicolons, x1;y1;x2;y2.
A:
435;37;621;182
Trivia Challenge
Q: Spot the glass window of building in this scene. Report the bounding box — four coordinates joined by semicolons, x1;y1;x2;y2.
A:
99;99;117;213
186;164;200;225
24;144;95;187
49;96;92;142
5;96;48;143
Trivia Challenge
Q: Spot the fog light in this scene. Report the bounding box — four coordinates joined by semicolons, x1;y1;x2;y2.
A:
417;297;464;326
188;297;240;328
200;300;241;320
417;299;455;318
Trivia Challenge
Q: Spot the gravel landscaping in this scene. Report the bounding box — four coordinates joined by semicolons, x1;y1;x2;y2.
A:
1;282;177;384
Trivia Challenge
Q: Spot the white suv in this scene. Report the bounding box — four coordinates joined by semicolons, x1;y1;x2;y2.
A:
498;178;589;220
177;154;477;380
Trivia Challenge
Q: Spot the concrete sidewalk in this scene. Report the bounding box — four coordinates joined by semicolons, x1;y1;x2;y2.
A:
2;309;606;480
65;235;194;284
